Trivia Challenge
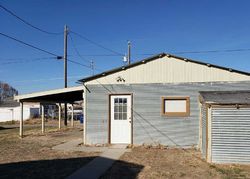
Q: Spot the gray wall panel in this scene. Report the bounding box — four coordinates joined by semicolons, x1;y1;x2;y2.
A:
85;82;250;147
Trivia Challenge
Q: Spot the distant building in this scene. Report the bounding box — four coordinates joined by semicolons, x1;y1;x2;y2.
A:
0;81;39;122
0;101;40;122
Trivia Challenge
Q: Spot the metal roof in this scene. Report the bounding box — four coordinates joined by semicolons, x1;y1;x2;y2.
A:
14;86;84;103
199;91;250;105
78;53;250;83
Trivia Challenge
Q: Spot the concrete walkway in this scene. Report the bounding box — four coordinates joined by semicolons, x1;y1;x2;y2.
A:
52;138;109;152
53;139;130;179
67;148;128;179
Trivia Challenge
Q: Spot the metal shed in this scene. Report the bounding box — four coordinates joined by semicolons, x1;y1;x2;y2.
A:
199;91;250;164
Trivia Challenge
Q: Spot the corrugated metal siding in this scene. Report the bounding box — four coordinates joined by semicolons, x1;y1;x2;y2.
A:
85;81;250;146
201;104;207;158
211;107;250;164
86;56;250;85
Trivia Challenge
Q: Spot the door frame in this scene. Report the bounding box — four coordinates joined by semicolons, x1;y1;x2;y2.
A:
108;93;133;144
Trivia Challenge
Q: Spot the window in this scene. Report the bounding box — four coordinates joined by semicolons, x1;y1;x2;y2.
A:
162;97;190;117
114;97;127;120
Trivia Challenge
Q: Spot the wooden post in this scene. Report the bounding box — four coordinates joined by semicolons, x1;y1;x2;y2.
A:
58;103;61;129
41;105;45;133
19;102;23;138
71;104;74;127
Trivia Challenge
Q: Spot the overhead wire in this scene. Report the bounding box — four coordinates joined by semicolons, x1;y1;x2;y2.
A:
134;48;250;56
67;59;91;68
67;46;250;58
68;32;91;63
0;4;63;35
0;32;61;57
0;57;53;62
70;30;124;56
173;48;250;54
0;57;56;65
0;32;99;71
68;32;106;72
11;75;84;84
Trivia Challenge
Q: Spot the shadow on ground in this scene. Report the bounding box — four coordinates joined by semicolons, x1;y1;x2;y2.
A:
0;156;144;179
0;126;17;131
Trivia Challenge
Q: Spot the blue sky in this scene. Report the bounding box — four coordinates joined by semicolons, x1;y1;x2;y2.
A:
1;0;250;94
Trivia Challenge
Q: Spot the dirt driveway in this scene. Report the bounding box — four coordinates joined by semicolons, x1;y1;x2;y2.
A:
102;147;250;179
0;121;99;179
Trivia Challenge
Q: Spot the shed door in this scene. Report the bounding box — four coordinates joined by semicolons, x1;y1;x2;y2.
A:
211;107;250;164
110;95;131;144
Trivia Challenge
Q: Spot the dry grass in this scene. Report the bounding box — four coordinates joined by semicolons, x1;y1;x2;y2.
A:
102;147;250;179
0;118;60;126
0;123;98;179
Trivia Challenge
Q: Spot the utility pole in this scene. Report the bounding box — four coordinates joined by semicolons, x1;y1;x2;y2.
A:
127;41;131;65
91;60;94;75
64;25;68;88
64;25;68;126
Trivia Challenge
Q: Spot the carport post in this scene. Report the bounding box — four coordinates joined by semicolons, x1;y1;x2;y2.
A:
41;105;45;133
19;102;23;138
71;104;74;127
58;103;61;129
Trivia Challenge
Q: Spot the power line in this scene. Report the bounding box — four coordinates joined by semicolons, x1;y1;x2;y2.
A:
71;54;122;57
0;32;102;71
68;46;250;57
11;75;84;84
68;33;91;63
173;48;250;54
0;57;52;62
0;57;56;65
0;32;61;57
68;33;105;73
70;31;124;56
0;4;63;35
134;48;250;56
67;59;91;68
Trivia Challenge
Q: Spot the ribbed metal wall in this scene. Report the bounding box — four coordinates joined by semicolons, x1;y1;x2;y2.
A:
201;104;207;158
211;107;250;164
85;81;250;146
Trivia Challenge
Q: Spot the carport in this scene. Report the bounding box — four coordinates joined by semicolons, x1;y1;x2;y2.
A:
14;86;84;137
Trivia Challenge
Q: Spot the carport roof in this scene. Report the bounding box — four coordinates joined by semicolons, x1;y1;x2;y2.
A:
14;86;84;103
199;90;250;105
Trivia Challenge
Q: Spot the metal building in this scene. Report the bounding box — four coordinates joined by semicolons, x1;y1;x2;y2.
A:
199;91;250;164
79;53;250;147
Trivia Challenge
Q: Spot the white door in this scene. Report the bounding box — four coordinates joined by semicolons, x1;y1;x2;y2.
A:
110;95;132;144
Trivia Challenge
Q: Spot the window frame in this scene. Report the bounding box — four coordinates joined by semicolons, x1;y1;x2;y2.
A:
161;96;190;117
